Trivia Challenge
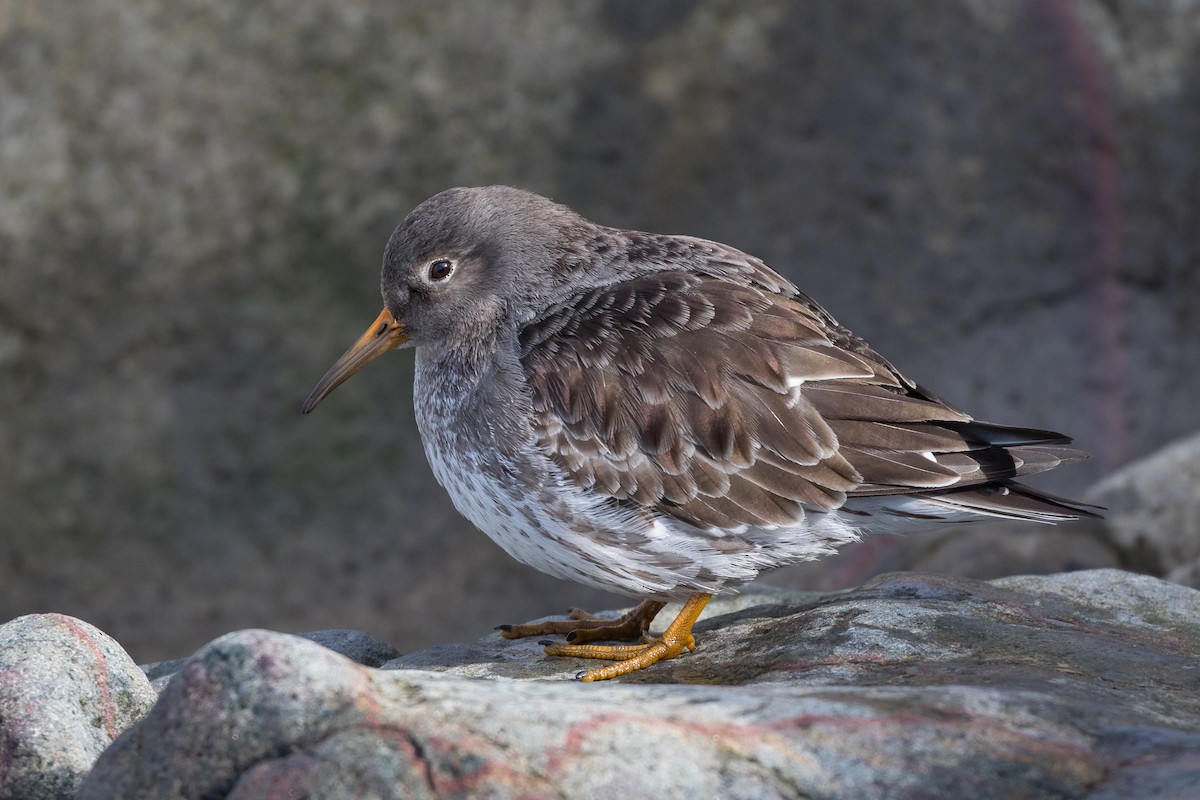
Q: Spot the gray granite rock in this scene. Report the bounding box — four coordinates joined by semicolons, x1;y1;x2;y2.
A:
1086;430;1200;581
0;614;156;800
78;571;1200;799
140;627;402;692
298;628;404;667
1166;557;1200;590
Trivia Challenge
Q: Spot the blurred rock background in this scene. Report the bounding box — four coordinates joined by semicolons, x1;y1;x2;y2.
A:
1;0;1197;662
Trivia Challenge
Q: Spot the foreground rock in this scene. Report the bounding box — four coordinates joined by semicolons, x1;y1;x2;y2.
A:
0;614;155;800
79;570;1200;799
139;627;401;693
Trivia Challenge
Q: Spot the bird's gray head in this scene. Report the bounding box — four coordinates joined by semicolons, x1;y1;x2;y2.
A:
301;186;586;413
382;186;586;347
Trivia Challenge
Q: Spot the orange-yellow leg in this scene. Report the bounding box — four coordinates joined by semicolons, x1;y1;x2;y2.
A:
497;599;665;643
543;593;712;682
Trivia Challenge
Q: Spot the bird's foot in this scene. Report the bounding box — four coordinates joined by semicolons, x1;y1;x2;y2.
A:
543;593;711;682
496;598;665;644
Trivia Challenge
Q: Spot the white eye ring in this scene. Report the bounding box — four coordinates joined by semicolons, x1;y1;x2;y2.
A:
426;258;456;283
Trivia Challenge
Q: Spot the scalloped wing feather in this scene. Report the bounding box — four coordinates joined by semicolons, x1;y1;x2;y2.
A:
519;251;1090;532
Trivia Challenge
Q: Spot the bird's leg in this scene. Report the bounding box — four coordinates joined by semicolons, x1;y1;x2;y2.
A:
543;593;712;682
497;599;665;643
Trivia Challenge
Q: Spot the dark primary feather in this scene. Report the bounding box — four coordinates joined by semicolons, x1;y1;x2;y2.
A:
519;232;1093;531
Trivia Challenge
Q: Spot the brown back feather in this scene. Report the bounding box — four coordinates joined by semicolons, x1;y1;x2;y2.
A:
519;255;1085;531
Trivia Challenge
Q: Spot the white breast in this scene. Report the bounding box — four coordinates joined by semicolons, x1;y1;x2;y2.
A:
412;351;866;598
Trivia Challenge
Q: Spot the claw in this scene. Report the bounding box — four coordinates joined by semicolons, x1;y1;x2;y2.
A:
496;599;666;643
547;594;712;682
500;594;711;681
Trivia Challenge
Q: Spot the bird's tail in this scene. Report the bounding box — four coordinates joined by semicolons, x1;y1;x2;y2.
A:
919;482;1102;523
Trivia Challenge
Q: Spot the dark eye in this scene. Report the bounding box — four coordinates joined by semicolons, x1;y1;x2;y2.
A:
427;259;455;282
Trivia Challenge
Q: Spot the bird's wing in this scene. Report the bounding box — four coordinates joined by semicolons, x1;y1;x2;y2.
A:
518;266;1082;532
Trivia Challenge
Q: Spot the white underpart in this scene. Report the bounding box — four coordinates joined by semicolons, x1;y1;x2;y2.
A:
414;364;867;599
427;439;867;598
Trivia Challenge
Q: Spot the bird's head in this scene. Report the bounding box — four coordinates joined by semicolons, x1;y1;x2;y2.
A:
301;186;583;413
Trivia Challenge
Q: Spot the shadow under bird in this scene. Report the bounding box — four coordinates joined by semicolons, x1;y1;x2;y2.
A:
302;186;1096;682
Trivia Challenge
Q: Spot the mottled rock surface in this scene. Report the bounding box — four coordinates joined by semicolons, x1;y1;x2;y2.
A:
79;571;1200;799
0;614;155;800
4;0;1200;664
140;627;401;692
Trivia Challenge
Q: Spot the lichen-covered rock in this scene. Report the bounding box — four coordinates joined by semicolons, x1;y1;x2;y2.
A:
1087;430;1200;582
78;571;1200;799
0;614;156;800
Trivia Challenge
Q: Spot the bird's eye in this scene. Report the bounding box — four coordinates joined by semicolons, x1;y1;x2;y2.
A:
427;259;455;282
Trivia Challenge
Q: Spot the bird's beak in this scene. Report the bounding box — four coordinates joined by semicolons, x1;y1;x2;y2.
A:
302;307;407;413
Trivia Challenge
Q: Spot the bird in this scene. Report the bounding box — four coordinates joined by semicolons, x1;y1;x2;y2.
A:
302;186;1096;682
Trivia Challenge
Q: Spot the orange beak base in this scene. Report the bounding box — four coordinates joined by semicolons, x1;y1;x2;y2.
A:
301;308;407;413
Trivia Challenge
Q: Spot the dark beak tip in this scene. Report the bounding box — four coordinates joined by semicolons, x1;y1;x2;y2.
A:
300;393;321;415
299;308;402;418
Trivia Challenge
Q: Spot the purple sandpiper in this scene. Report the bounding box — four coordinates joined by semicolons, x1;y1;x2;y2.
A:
302;186;1095;681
